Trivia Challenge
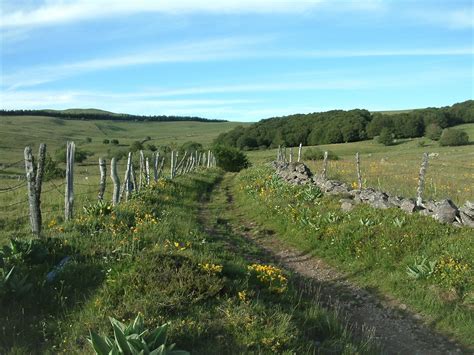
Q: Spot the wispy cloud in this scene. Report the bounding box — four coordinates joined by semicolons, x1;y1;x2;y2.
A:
3;32;472;90
0;0;386;29
407;6;474;29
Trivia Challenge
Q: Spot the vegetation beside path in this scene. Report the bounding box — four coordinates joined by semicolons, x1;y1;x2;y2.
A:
1;169;376;354
232;165;473;349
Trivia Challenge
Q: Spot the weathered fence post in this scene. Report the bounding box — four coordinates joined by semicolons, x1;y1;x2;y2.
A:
65;141;75;221
153;152;159;182
277;145;281;161
24;143;46;236
416;153;429;207
207;150;211;168
283;147;287;162
170;151;175;179
138;150;145;191
157;157;165;178
289;147;293;163
322;151;328;180
111;158;120;206
297;143;302;162
98;158;106;201
356;152;362;190
145;157;150;186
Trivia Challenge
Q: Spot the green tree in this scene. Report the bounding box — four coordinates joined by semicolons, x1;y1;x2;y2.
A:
378;127;395;146
212;145;250;172
130;141;144;152
439;128;469;146
111;139;119;145
146;143;157;152
102;139;110;144
425;123;443;141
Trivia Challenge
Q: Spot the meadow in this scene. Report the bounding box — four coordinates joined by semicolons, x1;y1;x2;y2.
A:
246;123;474;206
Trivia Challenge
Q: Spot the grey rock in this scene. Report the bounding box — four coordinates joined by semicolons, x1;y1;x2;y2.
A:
388;195;403;207
400;199;416;214
340;199;355;212
432;199;458;224
460;211;474;227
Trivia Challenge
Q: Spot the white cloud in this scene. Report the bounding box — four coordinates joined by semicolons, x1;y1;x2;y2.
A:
2;0;374;29
408;6;474;29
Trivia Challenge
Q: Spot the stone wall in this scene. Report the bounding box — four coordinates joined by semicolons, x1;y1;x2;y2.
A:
272;161;474;229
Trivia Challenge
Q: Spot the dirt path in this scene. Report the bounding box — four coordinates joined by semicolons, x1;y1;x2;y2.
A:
199;173;469;355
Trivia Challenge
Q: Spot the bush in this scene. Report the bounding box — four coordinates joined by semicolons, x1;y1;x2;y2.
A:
55;147;92;163
85;137;92;143
180;141;203;154
43;155;65;181
146;144;157;152
439;128;469;146
213;145;250;172
130;141;144;152
425;123;443;141
378;127;395;146
102;139;109;144
302;148;339;161
110;139;119;145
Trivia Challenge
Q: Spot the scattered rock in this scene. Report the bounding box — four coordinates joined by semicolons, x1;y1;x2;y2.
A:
432;199;459;224
400;199;416;214
340;199;355;212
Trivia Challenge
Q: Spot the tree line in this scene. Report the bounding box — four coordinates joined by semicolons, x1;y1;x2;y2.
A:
214;100;473;149
0;109;227;123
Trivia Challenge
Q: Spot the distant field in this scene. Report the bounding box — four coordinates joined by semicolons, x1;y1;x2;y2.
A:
247;123;474;205
0;115;249;164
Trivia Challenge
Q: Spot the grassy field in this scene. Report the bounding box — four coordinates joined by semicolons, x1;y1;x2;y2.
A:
246;123;474;205
0;115;249;165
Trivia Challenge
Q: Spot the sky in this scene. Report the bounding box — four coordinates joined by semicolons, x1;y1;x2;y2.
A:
0;0;473;122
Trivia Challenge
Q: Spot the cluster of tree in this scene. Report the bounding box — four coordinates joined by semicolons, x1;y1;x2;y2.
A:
0;109;227;123
214;100;473;149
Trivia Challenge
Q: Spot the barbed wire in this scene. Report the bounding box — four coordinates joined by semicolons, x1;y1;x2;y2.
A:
0;181;27;193
0;160;24;170
0;198;29;209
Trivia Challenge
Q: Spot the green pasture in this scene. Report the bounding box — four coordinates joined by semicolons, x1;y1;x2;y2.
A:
246;124;474;205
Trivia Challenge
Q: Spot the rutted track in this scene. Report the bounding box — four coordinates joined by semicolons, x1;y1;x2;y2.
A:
199;173;469;355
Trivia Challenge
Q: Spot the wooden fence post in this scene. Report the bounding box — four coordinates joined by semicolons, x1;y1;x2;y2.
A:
153;152;159;182
24;144;46;236
416;153;429;207
356;152;362;190
297;143;302;162
170;151;175;179
111;158;120;206
207;150;211;168
157;157;165;178
277;145;281;161
145;157;150;186
65;141;75;221
98;158;106;201
138;150;144;190
289;147;293;163
322;151;328;180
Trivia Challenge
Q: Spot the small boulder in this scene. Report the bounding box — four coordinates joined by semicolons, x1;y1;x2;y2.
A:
432;199;458;224
340;199;355;212
400;199;416;214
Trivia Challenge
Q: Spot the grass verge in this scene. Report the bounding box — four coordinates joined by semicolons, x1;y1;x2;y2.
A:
233;165;473;348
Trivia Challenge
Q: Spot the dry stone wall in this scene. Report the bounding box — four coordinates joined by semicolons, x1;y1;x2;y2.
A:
272;161;474;229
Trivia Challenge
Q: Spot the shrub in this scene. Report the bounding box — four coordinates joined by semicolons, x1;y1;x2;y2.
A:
85;137;92;143
55;147;92;163
180;141;203;154
302;148;339;161
378;127;395;146
44;155;65;181
425;123;443;141
130;141;144;152
147;144;157;152
111;139;119;145
439;128;469;146
103;139;110;144
213;145;250;172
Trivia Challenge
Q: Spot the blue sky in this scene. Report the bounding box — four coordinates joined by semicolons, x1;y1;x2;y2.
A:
0;0;473;122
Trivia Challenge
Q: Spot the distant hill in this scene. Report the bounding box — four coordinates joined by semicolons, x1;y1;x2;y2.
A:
0;108;227;123
215;100;474;149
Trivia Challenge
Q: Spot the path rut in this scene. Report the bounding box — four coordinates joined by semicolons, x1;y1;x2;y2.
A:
199;173;470;355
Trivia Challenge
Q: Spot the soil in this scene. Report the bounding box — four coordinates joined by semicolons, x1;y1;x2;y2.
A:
199;174;471;355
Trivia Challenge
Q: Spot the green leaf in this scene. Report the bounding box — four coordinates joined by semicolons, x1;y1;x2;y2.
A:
112;322;132;355
89;330;111;355
145;323;168;349
109;317;127;333
132;313;144;333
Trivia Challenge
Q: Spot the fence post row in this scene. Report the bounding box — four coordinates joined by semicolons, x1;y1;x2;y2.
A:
98;158;106;201
322;151;328;180
24;143;46;236
297;143;302;162
111;157;120;206
356;152;362;190
65;141;75;221
416;153;429;207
